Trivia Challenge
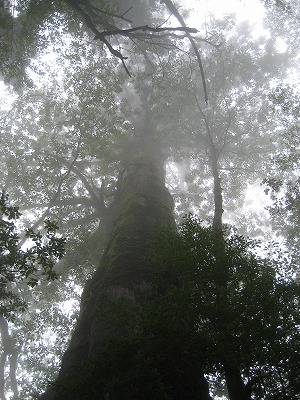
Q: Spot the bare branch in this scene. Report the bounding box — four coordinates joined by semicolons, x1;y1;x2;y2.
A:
161;0;209;103
65;0;101;37
87;4;133;23
94;25;197;39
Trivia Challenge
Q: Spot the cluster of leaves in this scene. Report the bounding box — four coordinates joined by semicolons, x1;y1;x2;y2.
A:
0;190;66;320
264;177;300;256
173;218;300;398
0;0;63;87
264;85;300;256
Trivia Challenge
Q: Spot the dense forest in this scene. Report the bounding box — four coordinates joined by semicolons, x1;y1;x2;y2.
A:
0;0;299;399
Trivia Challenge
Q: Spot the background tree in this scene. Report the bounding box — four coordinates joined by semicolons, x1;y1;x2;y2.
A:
263;85;300;260
0;191;65;399
146;216;300;399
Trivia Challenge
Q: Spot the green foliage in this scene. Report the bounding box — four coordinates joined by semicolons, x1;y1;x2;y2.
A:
0;190;66;320
264;85;300;256
0;0;57;86
264;177;300;256
148;216;300;398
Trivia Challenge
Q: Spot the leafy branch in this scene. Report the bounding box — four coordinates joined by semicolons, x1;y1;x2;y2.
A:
0;191;66;319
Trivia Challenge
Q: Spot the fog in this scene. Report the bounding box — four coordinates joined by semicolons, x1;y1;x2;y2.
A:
0;1;299;399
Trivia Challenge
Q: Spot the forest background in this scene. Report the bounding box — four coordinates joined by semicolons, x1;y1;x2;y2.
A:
0;0;299;399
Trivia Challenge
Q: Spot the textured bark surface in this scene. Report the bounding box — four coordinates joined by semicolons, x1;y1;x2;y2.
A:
41;152;177;399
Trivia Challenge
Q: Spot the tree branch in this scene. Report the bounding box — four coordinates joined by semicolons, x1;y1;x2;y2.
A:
57;158;106;215
161;0;208;103
94;25;197;39
83;3;133;23
64;0;199;76
19;135;83;247
20;197;95;211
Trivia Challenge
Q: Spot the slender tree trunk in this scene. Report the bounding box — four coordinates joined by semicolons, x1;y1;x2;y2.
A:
0;352;6;400
209;146;252;400
0;316;18;400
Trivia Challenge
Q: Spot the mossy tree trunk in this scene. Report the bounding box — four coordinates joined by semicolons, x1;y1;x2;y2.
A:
41;141;212;399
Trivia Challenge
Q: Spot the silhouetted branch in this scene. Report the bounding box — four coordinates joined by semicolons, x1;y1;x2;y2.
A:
64;0;198;76
93;25;197;40
85;3;133;23
161;0;208;103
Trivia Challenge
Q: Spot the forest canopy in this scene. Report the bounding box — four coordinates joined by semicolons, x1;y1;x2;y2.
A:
0;0;299;399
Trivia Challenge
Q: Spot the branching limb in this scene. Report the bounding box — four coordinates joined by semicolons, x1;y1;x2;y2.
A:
64;0;199;76
81;2;133;23
20;197;95;211
19;135;83;247
94;25;197;39
161;0;208;103
64;0;102;36
58;159;107;214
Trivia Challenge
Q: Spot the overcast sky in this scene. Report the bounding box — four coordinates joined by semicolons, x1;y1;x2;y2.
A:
186;0;266;30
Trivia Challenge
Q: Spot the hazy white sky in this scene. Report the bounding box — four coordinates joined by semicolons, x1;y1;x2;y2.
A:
185;0;267;36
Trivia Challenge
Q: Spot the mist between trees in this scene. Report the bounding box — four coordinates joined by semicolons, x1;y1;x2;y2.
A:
0;0;300;399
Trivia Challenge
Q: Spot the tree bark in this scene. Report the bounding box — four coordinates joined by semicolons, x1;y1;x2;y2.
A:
209;144;252;400
41;144;211;399
224;364;251;400
0;316;18;400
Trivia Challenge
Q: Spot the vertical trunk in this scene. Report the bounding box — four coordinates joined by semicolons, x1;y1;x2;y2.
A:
210;147;229;323
0;352;6;400
9;351;18;398
224;365;251;400
212;164;223;231
41;144;211;399
41;152;172;399
0;316;18;400
210;147;252;400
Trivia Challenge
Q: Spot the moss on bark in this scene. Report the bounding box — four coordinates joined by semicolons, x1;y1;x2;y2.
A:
41;153;176;399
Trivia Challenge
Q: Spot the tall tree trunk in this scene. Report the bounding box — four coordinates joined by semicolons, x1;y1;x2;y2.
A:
209;146;252;400
41;143;212;400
